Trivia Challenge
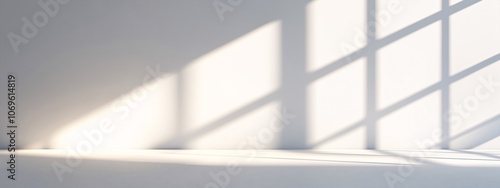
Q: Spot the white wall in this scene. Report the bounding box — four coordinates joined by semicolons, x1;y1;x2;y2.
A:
1;0;499;150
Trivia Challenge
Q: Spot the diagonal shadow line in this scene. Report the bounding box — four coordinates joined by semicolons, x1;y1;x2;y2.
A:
165;0;483;147
436;114;500;149
308;0;481;83
308;120;366;147
372;0;480;50
310;53;500;148
292;0;483;149
377;53;500;118
163;91;279;146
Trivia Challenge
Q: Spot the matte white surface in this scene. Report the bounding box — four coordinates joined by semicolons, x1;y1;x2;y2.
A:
0;0;499;150
2;150;500;188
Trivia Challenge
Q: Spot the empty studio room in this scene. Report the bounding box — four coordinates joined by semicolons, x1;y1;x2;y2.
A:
1;0;500;187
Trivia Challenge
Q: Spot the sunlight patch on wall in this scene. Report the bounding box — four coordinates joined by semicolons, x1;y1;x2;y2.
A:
377;0;440;39
449;62;500;149
188;101;282;149
49;73;177;149
450;0;500;75
377;21;441;110
306;0;366;73
182;21;281;148
307;58;366;149
379;91;440;149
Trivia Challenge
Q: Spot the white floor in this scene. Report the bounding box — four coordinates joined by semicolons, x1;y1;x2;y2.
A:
1;150;500;188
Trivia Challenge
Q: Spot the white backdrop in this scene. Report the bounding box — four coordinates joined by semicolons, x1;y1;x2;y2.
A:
1;0;499;150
